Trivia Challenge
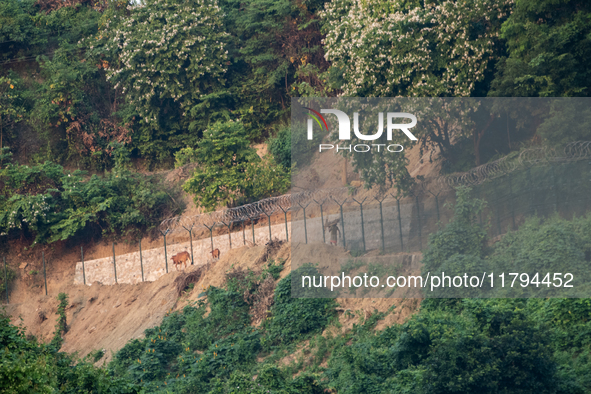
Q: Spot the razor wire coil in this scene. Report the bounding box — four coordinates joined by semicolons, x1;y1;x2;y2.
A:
159;141;591;235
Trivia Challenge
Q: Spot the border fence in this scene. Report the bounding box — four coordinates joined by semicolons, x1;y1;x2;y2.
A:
1;142;590;301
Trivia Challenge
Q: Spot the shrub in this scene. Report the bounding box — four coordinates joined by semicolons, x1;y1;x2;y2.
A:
326;301;558;394
0;147;178;245
0;266;16;295
263;267;336;347
50;292;68;349
421;186;488;273
0;309;139;393
182;120;290;211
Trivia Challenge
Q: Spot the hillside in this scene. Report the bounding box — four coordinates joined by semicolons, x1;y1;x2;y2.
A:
1;0;591;392
4;240;422;365
3;194;591;393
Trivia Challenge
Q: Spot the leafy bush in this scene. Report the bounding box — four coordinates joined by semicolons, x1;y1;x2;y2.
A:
490;216;588;274
0;147;178;244
208;366;325;394
325;300;558;394
0;266;16;295
0;309;139;393
181;120;290;211
262;268;336;347
85;0;229;164
50;292;68;350
268;125;291;169
421;186;488;273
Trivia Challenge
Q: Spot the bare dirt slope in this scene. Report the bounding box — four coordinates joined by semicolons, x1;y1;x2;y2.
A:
5;241;421;365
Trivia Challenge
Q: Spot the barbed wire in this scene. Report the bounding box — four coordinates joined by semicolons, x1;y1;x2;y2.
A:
433;141;591;189
160;141;591;235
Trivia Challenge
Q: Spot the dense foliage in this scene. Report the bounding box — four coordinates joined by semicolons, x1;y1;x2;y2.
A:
179;120;290;211
0;147;178;245
1;0;591;391
321;0;513;97
106;262;335;393
5;206;591;392
0;0;328;168
0;297;139;393
490;0;591;97
0;0;589;236
87;0;230;163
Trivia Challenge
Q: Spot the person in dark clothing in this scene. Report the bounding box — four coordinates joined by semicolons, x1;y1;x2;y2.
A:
328;223;340;246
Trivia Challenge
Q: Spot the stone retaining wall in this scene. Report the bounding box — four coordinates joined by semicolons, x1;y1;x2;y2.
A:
74;222;289;285
74;201;420;286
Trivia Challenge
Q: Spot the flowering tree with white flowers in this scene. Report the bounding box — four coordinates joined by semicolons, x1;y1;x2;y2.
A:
321;0;513;97
319;0;514;184
85;0;229;160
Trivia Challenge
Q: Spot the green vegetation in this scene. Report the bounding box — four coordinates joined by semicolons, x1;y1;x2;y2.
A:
0;0;588;244
0;0;591;391
422;185;591;297
490;0;591;98
0;307;140;393
2;191;591;392
0;0;329;243
0;147;178;245
50;293;68;350
0;266;16;295
106;264;335;393
179;120;289;211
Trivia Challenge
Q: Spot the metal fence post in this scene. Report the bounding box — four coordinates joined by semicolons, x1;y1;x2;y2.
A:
552;165;559;213
352;197;367;252
162;233;168;274
332;197;347;248
279;207;289;242
313;199;326;243
203;224;215;251
112;242;117;283
435;194;440;223
394;196;404;251
477;188;483;225
376;197;386;252
495;184;502;236
241;219;246;245
221;221;232;249
181;224;196;263
261;208;273;242
508;173;516;230
526;166;534;214
248;216;256;245
81;246;85;285
139;239;144;282
43;251;47;296
298;203;309;244
189;228;194;265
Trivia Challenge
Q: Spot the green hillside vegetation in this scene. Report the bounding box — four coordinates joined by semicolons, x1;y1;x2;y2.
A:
0;0;589;245
2;190;591;393
1;0;591;391
0;145;179;245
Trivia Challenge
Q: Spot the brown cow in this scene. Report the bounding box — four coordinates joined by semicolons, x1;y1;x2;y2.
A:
171;251;191;271
211;248;220;260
